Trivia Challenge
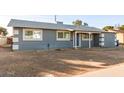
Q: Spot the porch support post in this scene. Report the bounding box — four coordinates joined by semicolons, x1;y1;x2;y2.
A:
73;32;75;48
89;32;91;48
74;32;77;49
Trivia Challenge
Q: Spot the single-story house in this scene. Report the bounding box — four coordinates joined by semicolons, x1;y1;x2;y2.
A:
8;19;116;51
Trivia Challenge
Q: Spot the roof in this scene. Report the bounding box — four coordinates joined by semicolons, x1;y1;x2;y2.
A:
113;30;124;33
108;30;124;33
8;19;103;32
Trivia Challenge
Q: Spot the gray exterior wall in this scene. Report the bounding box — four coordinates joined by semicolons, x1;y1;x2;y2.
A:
103;32;116;48
13;27;116;51
13;27;73;50
81;40;94;48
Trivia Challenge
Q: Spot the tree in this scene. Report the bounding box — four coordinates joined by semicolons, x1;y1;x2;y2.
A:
72;20;88;26
103;26;114;31
84;22;88;26
73;20;82;26
119;25;124;30
0;26;8;36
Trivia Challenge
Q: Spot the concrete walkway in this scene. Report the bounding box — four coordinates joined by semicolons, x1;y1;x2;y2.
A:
80;63;124;77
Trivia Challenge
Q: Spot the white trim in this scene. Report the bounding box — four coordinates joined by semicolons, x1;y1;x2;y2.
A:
100;33;104;38
76;33;81;47
101;34;104;37
79;34;81;47
23;29;43;41
13;37;19;42
99;38;104;41
99;42;104;46
13;29;19;35
73;32;75;47
74;32;77;48
12;45;19;50
89;32;91;48
56;38;70;41
76;31;101;34
99;34;105;46
56;31;71;41
101;42;104;46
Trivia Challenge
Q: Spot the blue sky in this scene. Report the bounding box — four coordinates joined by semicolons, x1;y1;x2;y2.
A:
1;15;124;28
0;15;124;35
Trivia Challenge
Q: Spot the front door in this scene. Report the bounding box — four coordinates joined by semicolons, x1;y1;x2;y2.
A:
76;33;81;47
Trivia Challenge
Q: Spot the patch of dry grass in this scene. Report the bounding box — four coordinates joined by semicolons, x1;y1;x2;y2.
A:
0;48;124;77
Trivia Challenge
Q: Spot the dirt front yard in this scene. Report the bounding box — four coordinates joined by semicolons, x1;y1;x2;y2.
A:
0;48;124;77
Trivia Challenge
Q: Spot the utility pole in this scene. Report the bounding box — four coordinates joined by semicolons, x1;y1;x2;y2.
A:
54;15;57;22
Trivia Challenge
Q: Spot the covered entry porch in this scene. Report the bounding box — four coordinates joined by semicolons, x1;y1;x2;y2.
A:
73;31;103;48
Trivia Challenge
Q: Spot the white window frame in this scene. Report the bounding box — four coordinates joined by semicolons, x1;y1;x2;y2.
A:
82;33;93;41
99;42;104;46
13;37;19;42
13;29;19;35
12;45;19;50
23;29;43;41
99;38;104;42
100;33;104;38
56;31;71;41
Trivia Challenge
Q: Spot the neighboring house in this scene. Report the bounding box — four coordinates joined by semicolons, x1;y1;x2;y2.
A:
0;32;7;46
116;31;124;45
8;19;116;51
0;36;7;46
108;30;124;45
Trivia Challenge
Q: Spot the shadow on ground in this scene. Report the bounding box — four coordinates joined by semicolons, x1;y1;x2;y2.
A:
0;48;124;77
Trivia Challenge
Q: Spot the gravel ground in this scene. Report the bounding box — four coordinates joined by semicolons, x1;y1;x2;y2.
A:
0;47;124;77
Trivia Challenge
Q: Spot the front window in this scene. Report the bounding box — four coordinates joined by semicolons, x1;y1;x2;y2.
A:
23;29;42;41
57;31;70;41
58;32;63;38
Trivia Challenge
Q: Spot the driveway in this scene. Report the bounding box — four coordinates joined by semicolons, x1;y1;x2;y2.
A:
80;63;124;77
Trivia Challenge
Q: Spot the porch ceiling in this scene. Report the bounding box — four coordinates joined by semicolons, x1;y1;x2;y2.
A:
75;31;102;33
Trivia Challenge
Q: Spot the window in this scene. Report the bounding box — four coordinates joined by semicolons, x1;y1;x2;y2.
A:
58;32;63;38
57;31;70;41
82;33;93;40
23;29;42;41
13;29;19;35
